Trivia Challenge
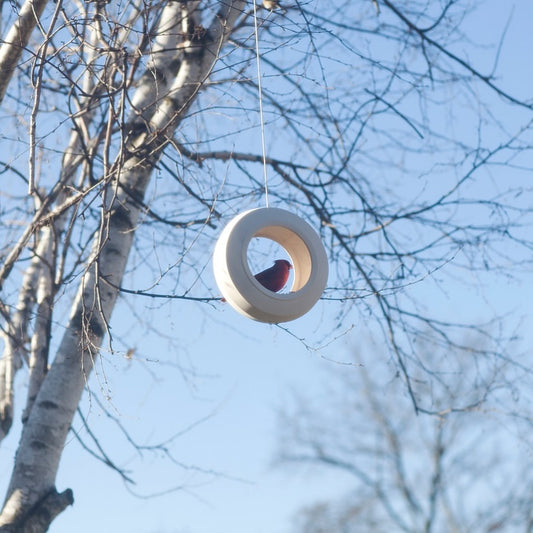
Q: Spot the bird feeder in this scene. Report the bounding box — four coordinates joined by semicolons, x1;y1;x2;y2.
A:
213;207;328;323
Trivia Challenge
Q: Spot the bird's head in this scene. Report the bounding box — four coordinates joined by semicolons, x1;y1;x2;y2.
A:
275;259;293;270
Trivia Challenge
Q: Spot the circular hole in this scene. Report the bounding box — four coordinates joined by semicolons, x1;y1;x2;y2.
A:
253;225;313;291
246;237;294;294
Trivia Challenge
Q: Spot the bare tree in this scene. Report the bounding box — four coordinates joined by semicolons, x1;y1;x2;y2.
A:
0;0;531;530
278;339;533;533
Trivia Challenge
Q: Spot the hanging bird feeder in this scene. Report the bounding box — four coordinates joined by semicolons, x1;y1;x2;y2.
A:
213;207;328;323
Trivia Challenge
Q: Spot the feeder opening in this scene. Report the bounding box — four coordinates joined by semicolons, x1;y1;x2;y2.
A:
246;237;294;293
253;225;312;292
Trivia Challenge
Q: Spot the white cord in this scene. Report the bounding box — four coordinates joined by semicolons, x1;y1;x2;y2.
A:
252;0;270;207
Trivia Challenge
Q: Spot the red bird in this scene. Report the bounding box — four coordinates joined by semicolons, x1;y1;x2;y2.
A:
253;259;292;293
221;259;292;301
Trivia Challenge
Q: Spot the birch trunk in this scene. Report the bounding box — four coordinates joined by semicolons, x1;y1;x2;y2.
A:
0;0;49;105
0;1;245;530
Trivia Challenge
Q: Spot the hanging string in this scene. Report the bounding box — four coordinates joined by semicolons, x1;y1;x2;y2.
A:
252;0;270;207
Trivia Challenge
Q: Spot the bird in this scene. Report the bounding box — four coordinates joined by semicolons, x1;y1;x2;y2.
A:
262;0;286;13
221;259;292;301
254;259;292;293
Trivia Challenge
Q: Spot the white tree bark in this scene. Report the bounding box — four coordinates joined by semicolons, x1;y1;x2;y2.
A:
21;230;54;425
0;260;39;440
0;0;49;104
0;1;245;530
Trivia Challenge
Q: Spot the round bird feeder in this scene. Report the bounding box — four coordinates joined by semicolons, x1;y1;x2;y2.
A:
213;208;328;323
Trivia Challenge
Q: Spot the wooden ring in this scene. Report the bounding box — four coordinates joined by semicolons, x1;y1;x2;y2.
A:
213;208;328;323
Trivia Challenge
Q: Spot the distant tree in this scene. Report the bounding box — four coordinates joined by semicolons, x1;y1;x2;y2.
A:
0;0;531;530
278;339;533;532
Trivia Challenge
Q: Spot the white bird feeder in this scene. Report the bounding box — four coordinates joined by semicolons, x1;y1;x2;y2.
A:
213;207;328;323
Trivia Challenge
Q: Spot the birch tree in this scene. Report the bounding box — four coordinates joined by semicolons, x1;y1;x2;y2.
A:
0;1;247;529
0;0;531;530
